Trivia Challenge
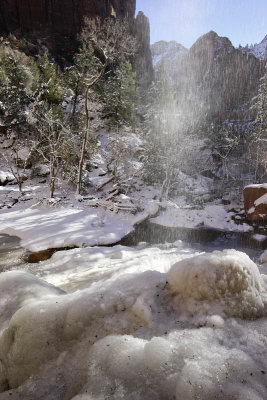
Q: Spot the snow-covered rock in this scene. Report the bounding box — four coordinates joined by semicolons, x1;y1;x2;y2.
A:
32;164;50;177
244;184;267;222
0;171;14;186
260;250;267;264
151;40;187;71
248;35;267;59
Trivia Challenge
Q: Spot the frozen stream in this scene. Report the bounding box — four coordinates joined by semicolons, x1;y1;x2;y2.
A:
0;227;266;400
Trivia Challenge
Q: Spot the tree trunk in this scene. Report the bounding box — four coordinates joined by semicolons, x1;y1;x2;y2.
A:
50;159;55;198
77;84;90;195
71;79;80;127
76;61;108;195
18;180;22;194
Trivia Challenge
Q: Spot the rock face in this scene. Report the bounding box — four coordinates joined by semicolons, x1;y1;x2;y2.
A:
0;0;135;37
246;35;267;60
152;31;265;124
133;11;154;88
244;184;267;222
0;1;153;85
151;40;187;69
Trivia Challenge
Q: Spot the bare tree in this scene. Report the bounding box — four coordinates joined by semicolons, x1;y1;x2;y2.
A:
212;124;241;181
28;108;71;198
1;135;37;194
76;17;136;194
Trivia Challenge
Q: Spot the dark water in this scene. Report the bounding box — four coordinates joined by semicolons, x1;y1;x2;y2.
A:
0;234;25;270
121;221;265;263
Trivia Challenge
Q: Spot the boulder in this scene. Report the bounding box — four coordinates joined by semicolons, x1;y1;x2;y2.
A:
244;184;267;222
31;164;50;178
0;171;14;186
14;146;32;168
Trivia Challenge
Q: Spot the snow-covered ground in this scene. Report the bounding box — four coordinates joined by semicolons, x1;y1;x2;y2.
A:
0;206;134;252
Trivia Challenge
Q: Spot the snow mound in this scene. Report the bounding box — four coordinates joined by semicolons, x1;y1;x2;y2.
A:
168;250;264;318
0;270;64;332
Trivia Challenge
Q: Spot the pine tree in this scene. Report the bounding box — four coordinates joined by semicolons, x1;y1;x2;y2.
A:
39;53;63;108
0;53;31;128
102;57;138;127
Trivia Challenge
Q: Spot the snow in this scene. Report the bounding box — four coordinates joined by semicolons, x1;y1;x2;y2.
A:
245;183;267;190
252;234;267;243
249;35;267;59
254;193;267;207
248;206;256;214
26;244;198;292
0;171;14;184
151;202;253;232
0;206;134;251
0;246;266;399
151;40;187;69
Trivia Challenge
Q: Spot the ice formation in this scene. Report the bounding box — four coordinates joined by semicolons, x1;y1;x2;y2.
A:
0;248;266;399
169;249;264;318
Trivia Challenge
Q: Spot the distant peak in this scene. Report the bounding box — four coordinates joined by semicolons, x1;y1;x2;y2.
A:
192;31;233;51
206;30;218;37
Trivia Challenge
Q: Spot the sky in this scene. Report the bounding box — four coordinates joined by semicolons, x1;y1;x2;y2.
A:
136;0;267;48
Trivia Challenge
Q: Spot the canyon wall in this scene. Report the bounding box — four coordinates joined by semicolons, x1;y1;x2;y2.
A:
0;0;135;36
0;0;153;85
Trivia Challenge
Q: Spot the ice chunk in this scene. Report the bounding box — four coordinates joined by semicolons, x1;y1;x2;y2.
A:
168;250;264;318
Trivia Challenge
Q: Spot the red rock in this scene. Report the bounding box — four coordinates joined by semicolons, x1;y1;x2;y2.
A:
244;184;267;222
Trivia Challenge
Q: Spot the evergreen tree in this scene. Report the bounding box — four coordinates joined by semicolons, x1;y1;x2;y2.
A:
38;53;63;109
0;53;31;128
102;57;138;127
